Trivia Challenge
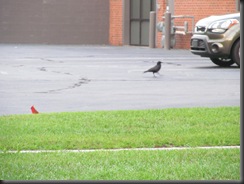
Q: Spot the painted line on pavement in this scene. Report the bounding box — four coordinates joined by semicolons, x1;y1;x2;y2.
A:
0;146;240;154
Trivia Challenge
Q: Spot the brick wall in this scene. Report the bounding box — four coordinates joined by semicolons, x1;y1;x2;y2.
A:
156;0;167;48
109;0;123;45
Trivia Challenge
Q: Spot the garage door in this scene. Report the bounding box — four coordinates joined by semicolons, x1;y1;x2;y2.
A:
0;0;109;44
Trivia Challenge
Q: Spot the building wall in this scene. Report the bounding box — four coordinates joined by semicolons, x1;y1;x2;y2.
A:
109;0;123;45
109;0;238;49
155;0;166;48
0;0;238;47
0;0;109;44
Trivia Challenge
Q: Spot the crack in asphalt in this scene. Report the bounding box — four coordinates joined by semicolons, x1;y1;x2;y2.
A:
36;65;90;93
143;61;182;66
38;67;47;71
35;78;90;93
40;58;64;63
37;66;72;75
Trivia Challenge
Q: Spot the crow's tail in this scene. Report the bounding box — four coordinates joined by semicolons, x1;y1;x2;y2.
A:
143;70;148;73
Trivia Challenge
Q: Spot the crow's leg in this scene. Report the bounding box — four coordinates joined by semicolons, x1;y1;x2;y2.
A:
153;73;157;77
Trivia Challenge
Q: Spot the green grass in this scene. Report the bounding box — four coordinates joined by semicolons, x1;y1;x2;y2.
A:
0;107;240;150
0;107;240;180
0;148;240;180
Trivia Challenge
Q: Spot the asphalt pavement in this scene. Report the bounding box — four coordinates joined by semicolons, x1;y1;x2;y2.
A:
0;44;240;115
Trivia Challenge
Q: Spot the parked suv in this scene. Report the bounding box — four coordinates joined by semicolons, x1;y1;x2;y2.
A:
190;13;240;67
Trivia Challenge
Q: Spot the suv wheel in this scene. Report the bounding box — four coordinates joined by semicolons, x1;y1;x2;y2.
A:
210;58;235;67
232;39;240;67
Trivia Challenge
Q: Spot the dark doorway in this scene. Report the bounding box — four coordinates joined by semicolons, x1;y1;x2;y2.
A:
130;0;156;46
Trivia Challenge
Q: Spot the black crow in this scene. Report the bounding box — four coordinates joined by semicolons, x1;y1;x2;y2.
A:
143;61;162;77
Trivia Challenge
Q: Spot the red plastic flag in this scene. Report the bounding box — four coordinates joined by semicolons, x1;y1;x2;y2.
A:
31;105;39;114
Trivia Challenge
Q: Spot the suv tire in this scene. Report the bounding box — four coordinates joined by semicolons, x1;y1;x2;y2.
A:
210;58;235;67
232;39;240;67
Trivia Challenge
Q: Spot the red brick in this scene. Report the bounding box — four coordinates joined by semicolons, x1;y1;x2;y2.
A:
109;0;123;46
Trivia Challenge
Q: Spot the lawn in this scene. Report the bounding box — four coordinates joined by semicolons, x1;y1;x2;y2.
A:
0;107;240;180
0;148;240;180
0;107;240;150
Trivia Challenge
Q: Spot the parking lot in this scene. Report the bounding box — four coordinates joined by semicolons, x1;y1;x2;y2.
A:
0;44;240;115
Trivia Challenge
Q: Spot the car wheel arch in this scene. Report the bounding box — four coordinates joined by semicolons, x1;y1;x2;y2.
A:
231;38;240;67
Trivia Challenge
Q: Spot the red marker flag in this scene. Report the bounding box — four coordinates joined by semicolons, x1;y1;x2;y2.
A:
31;105;39;114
